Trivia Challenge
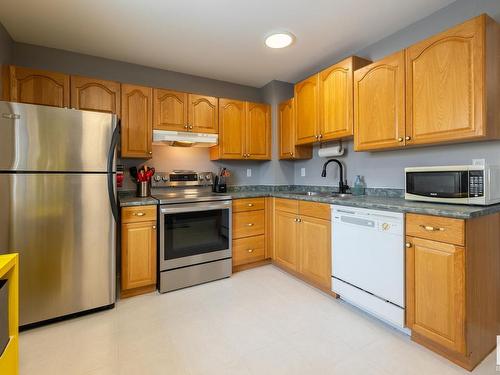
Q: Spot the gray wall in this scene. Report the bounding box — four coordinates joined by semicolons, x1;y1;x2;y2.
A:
294;0;500;189
0;22;13;97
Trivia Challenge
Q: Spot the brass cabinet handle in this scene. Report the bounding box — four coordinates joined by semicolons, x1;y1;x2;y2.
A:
133;212;146;216
246;223;254;227
247;249;254;253
398;137;404;142
405;242;412;248
405;136;411;141
420;225;444;232
247;203;254;207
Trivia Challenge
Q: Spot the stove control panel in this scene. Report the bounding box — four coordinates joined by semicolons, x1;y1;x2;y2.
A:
151;171;213;187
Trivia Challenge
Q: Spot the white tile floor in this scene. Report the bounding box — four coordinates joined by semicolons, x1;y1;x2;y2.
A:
20;265;497;375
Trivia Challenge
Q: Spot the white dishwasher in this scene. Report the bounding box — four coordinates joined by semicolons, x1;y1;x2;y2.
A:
332;205;408;332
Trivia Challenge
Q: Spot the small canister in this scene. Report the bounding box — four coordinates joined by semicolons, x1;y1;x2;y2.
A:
137;181;151;197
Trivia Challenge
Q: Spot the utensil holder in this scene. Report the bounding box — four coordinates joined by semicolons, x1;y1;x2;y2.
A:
136;181;151;197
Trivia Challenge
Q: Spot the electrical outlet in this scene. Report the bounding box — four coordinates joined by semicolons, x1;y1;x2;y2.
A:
301;168;306;177
246;168;252;177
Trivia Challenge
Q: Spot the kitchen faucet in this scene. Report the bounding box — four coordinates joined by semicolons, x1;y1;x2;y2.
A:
321;159;349;194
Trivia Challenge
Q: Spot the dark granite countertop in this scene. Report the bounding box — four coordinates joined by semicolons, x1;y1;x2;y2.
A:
118;188;500;219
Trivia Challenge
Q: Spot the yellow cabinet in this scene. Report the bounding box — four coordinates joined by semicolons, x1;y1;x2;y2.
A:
354;51;406;151
274;209;299;271
278;98;312;160
405;14;498;146
294;74;319;145
406;236;466;354
121;84;153;159
121;206;157;297
319;56;371;141
153;89;188;131
70;75;120;114
0;254;19;375
5;65;69;108
211;99;271;160
189;94;218;134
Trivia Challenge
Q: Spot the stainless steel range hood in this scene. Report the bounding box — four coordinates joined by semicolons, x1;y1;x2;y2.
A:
153;129;218;147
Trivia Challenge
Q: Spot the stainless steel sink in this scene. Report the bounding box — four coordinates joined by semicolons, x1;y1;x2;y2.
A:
293;191;322;196
331;193;352;198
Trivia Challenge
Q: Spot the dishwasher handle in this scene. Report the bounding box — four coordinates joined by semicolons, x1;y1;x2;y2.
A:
339;215;376;228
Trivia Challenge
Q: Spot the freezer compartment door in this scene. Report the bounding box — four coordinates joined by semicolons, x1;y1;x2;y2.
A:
0;101;116;172
0;173;116;326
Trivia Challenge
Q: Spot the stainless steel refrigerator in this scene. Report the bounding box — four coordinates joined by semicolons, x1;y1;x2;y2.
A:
0;101;119;327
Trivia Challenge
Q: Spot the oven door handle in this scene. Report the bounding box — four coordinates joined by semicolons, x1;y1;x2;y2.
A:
160;201;231;214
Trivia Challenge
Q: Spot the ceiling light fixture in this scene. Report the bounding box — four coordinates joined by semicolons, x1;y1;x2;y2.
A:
265;32;295;49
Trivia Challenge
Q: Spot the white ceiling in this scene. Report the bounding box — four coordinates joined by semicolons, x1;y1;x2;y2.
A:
0;0;455;87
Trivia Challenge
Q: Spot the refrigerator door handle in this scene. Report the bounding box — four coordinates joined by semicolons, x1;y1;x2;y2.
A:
107;119;120;222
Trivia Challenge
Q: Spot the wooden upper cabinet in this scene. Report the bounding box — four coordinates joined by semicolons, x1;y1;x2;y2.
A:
354;51;406;151
319;56;371;141
246;102;270;159
121;84;153;159
279;98;312;160
406;14;498;146
211;98;245;159
153;89;188;131
189;94;218;133
295;74;319;145
7;66;69;107
70;75;120;114
406;236;466;354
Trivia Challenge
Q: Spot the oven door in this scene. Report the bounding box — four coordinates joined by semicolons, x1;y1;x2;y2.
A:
406;170;469;199
159;200;232;271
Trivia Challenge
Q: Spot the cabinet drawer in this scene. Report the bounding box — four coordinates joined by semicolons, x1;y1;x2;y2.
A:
299;201;330;220
121;205;157;223
233;198;265;212
233;235;265;266
274;198;299;214
406;213;464;246
233;210;265;239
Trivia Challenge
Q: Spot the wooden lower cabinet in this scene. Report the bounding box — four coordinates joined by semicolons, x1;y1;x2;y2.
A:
405;213;500;371
273;199;331;290
121;206;157;298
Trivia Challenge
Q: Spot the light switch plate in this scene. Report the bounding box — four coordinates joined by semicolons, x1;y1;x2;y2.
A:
301;168;306;177
246;169;252;177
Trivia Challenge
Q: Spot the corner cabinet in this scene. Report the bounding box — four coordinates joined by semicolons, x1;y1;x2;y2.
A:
5;65;70;108
210;99;270;160
278;98;312;160
121;206;157;298
405;213;500;371
70;75;120;114
121;84;153;158
354;51;406;151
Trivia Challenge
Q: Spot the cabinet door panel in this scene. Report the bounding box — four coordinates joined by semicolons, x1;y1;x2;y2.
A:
279;99;294;159
122;221;157;290
354;51;405;151
214;98;245;159
406;16;485;145
70;76;120;114
246;102;271;159
189;94;218;133
406;236;466;354
298;216;331;289
121;84;153;158
153;89;188;131
274;210;298;271
8;66;69;107
295;75;319;145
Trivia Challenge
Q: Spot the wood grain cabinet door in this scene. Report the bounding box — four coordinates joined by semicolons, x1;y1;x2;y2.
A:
246;102;271;160
294;74;319;145
215;98;246;159
298;216;331;289
121;221;157;291
153;89;188;131
354;51;406;151
70;75;120;114
188;94;218;133
8;65;70;107
279;99;295;159
274;210;299;271
121;84;153;158
405;15;486;145
406;236;466;355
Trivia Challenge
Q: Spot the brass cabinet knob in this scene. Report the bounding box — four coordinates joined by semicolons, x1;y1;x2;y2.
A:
247;203;254;207
188;125;193;130
318;134;323;139
134;212;145;216
152;225;156;229
405;136;411;141
398;137;404;142
148;151;152;155
247;249;254;253
405;243;412;248
246;223;254;227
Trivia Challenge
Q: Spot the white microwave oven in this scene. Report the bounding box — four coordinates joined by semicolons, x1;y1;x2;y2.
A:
405;165;500;206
